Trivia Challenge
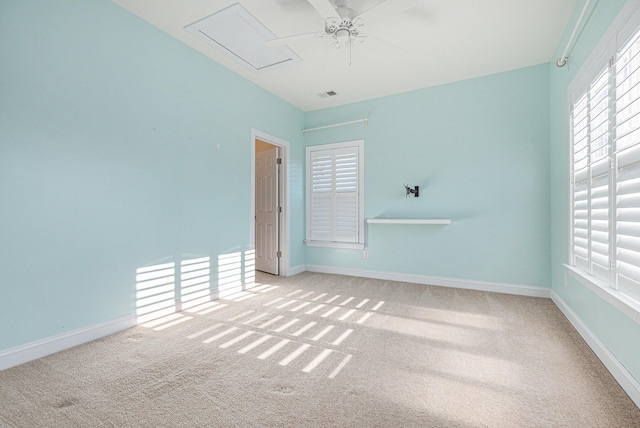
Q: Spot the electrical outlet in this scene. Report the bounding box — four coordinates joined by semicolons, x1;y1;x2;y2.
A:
363;250;369;259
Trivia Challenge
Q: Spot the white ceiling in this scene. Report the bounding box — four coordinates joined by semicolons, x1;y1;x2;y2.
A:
111;0;578;112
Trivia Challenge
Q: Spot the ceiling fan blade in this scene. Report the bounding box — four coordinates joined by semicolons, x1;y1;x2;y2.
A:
307;0;340;22
356;0;419;25
366;33;406;53
266;32;324;47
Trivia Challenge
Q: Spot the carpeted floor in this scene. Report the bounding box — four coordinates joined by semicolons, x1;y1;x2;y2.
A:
1;272;639;427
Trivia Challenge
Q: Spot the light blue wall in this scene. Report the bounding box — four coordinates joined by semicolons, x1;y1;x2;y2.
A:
549;0;640;382
304;65;551;288
0;0;305;351
3;0;639;386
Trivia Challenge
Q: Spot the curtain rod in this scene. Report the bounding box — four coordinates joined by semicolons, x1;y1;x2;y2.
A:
302;118;368;133
557;0;595;67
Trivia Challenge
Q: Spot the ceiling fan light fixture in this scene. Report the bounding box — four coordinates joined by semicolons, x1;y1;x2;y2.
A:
335;28;351;44
267;0;416;67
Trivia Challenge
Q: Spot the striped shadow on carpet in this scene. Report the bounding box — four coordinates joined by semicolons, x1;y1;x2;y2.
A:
1;271;639;427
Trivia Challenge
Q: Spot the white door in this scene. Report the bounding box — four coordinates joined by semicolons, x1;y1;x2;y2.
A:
255;147;279;275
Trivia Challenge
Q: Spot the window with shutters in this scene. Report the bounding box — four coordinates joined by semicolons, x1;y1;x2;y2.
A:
305;140;364;249
571;67;611;283
569;20;640;308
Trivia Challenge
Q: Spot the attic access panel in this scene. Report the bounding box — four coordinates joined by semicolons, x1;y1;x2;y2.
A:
185;3;301;73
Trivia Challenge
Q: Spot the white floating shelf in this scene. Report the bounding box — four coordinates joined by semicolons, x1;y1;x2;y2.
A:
366;218;452;225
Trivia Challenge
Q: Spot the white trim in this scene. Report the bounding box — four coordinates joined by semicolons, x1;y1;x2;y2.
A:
304;241;365;250
551;291;640;408
250;129;291;276
304;265;551;298
0;315;136;371
306;139;364;152
287;265;306;276
564;264;640;325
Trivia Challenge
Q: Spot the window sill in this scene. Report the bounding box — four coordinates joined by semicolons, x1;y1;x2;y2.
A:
304;240;365;250
563;264;640;325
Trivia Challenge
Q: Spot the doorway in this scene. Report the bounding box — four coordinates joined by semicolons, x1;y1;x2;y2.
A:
250;129;290;277
255;141;279;275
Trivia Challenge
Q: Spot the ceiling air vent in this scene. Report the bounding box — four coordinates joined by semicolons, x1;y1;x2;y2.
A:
185;3;301;73
317;91;338;98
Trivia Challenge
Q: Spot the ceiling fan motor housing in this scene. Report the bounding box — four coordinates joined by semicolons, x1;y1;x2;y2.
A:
325;17;363;41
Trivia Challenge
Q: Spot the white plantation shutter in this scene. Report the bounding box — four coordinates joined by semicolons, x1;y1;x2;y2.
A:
614;31;640;301
571;67;612;282
572;92;590;272
310;152;333;241
569;18;640;306
334;149;358;242
307;141;364;246
589;68;611;282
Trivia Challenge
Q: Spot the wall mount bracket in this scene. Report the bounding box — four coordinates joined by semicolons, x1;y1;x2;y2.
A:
404;184;419;198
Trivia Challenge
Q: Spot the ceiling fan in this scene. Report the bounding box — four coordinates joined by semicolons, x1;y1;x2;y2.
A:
267;0;418;65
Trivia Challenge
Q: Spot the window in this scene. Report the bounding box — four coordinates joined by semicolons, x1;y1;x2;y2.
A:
570;20;640;305
571;67;611;283
305;140;364;249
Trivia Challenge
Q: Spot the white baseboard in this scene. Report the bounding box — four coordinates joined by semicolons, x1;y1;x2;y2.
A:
551;291;640;408
287;265;306;276
304;265;551;298
0;314;136;371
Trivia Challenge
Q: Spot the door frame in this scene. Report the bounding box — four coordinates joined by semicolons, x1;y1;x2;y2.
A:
250;129;290;276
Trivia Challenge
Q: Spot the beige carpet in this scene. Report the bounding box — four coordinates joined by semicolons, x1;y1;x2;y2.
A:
1;272;639;427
